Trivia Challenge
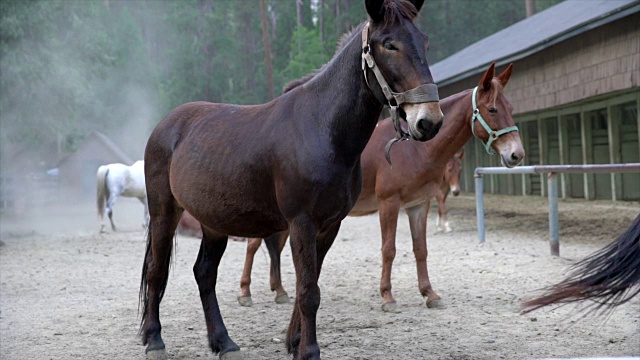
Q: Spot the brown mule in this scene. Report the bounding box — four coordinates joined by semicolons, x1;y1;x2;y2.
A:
139;1;443;359
239;63;525;313
434;149;464;234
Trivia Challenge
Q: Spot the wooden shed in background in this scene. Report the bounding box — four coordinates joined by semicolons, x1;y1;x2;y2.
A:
56;131;134;198
431;0;639;201
0;131;134;214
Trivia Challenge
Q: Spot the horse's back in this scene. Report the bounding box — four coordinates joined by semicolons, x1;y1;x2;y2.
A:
145;101;289;237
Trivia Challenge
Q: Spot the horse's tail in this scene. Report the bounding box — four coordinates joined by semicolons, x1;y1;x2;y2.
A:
96;166;110;220
522;214;640;314
138;223;175;334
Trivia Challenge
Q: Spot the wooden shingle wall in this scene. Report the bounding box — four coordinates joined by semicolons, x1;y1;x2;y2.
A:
438;12;640;114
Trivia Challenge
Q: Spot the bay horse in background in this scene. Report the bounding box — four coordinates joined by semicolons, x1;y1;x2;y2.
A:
96;160;148;233
176;212;244;241
176;210;203;238
434;149;464;233
139;1;443;358
523;214;640;314
239;63;525;313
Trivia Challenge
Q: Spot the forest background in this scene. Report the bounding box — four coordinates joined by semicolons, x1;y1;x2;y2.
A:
0;0;562;159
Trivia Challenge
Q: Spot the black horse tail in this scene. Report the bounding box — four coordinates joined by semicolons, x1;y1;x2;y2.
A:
523;214;640;314
138;223;175;334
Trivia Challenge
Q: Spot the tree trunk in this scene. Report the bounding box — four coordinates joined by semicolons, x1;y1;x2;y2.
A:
260;0;274;100
319;0;324;51
296;0;303;72
525;0;535;17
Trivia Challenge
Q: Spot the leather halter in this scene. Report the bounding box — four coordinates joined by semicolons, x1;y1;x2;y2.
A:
361;23;440;165
471;86;519;155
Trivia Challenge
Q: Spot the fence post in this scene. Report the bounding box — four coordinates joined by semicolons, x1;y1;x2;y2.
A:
475;172;485;243
548;173;560;256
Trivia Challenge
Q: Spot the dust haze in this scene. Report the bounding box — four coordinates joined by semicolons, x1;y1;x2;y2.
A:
0;2;173;240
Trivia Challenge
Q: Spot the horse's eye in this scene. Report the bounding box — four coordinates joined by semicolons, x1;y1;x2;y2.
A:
383;42;397;51
489;107;498;114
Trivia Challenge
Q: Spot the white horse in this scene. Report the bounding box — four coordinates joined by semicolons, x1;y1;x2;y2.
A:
96;160;148;232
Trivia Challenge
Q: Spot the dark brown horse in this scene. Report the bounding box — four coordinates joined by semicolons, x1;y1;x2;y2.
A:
434;149;464;233
139;1;443;359
523;214;640;314
238;63;525;312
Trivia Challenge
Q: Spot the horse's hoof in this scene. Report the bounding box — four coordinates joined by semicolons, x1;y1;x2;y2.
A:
237;295;253;307
275;293;290;304
220;349;243;360
381;301;400;313
426;297;444;309
145;349;168;360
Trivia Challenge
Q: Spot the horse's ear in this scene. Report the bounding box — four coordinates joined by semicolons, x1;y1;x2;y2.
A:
498;63;514;87
456;148;464;159
409;0;425;12
365;0;385;23
479;62;496;91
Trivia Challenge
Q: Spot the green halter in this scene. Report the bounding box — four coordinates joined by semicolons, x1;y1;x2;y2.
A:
471;86;519;155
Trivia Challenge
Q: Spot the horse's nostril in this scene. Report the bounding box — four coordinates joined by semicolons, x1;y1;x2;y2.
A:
417;118;429;132
510;153;520;162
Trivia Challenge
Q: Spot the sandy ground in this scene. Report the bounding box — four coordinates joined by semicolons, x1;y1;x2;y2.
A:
1;194;639;360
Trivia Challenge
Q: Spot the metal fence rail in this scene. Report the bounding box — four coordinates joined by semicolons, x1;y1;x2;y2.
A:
474;163;640;256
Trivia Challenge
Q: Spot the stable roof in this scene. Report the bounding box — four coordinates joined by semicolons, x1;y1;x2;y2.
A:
431;0;640;86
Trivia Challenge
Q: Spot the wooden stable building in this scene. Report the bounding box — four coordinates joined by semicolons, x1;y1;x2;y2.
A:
431;0;640;201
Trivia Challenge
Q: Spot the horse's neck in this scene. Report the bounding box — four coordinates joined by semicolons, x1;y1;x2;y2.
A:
426;90;474;168
301;27;383;164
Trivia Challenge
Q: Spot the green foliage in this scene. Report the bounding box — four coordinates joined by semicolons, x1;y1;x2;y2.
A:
0;0;566;157
419;0;563;63
279;26;328;88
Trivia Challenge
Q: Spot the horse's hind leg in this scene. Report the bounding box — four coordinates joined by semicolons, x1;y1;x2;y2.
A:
267;230;290;304
238;237;262;306
407;202;442;309
107;192;118;231
140;173;182;357
194;229;240;358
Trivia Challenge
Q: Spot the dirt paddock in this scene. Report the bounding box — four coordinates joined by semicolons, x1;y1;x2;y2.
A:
1;194;639;359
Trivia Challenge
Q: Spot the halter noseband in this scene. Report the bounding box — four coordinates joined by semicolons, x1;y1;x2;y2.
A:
471;86;519;155
361;23;440;165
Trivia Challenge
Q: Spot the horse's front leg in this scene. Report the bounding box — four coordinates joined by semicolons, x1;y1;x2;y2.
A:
286;217;320;360
266;230;291;304
378;197;401;312
238;237;262;307
407;202;442;308
194;230;240;358
438;192;452;233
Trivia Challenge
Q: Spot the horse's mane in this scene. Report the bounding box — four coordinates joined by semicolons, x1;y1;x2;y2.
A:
283;0;418;94
381;0;419;25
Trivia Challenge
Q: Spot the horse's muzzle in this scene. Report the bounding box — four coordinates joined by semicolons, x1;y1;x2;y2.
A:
410;118;442;142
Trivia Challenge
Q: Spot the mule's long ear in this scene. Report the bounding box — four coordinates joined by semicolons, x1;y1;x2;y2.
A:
479;62;496;91
365;0;385;23
409;0;426;12
498;63;514;87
